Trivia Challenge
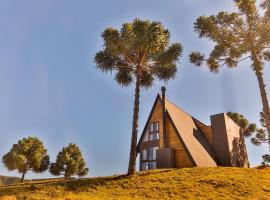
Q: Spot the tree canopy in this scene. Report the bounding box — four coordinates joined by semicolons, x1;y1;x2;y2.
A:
190;0;270;148
2;137;50;183
94;18;182;175
227;111;268;145
50;143;89;179
189;1;270;72
227;112;256;137
95;18;182;88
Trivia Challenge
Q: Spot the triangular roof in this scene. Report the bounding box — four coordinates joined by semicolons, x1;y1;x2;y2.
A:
165;98;217;167
138;94;217;167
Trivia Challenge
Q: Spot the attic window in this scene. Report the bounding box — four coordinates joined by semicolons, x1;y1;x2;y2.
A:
143;131;149;142
150;122;159;132
149;122;159;141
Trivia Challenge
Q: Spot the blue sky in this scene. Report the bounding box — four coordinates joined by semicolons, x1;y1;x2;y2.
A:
0;0;269;179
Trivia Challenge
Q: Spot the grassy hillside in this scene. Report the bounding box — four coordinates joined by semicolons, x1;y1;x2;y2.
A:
0;167;269;200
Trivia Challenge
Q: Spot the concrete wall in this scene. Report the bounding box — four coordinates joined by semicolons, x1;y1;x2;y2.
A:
211;113;249;167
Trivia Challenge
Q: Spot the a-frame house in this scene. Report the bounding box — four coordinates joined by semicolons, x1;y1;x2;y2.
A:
137;87;249;170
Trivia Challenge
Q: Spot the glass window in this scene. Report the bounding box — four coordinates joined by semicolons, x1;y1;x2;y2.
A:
150;123;154;132
142;161;157;170
145;161;156;170
150;134;154;141
154;133;158;141
154;122;159;131
149;122;159;141
141;147;159;170
153;147;158;160
148;148;154;160
142;149;147;160
148;146;159;160
149;132;159;141
143;131;149;142
151;161;156;169
142;162;148;171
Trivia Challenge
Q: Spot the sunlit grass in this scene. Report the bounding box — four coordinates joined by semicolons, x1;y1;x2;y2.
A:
0;167;269;200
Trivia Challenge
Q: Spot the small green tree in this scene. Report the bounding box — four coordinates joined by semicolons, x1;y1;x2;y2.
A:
50;143;89;179
95;19;182;175
190;0;270;148
2;137;50;183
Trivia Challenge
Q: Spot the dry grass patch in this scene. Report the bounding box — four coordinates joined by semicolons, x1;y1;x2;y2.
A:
0;167;269;200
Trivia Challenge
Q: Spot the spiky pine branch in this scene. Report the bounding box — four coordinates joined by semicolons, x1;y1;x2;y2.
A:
190;0;270;149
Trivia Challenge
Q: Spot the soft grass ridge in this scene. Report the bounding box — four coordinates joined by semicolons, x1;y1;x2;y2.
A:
0;167;269;200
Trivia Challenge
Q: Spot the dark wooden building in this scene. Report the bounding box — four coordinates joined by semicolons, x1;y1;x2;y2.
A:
137;87;249;170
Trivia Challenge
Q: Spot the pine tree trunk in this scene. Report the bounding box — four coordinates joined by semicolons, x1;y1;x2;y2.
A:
21;171;26;183
127;70;141;175
255;70;270;147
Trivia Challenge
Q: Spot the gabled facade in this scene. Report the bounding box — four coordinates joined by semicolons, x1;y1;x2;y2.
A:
137;87;249;171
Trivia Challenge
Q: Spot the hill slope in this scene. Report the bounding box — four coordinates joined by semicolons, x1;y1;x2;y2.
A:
0;176;23;186
0;167;269;200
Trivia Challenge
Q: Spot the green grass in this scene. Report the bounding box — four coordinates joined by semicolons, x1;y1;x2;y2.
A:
0;167;269;200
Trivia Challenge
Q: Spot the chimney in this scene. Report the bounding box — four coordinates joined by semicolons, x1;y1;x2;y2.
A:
161;86;167;148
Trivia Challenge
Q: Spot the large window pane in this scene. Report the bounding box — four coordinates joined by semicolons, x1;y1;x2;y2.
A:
142;149;147;160
153;147;159;160
150;134;154;141
151;161;156;169
149;148;154;160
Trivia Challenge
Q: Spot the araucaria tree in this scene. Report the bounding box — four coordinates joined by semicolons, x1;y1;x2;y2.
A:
2;137;50;183
49;143;89;179
189;0;270;148
95;19;182;175
227;112;257;137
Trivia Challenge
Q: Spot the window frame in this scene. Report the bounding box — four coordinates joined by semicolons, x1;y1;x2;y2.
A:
140;146;159;171
149;121;159;141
